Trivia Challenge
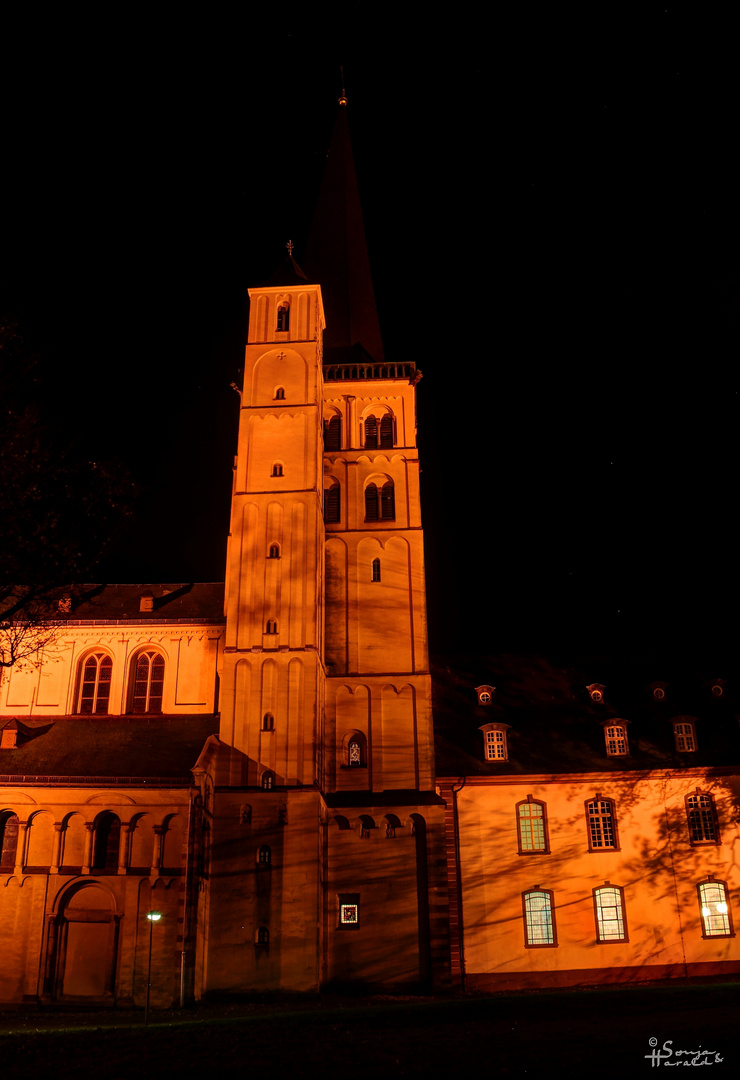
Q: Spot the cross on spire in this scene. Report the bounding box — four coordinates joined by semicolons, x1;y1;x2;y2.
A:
286;239;294;256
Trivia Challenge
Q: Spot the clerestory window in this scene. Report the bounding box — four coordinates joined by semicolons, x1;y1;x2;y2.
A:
76;652;113;715
130;651;164;714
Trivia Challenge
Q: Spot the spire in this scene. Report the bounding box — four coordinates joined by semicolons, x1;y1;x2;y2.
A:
303;97;385;364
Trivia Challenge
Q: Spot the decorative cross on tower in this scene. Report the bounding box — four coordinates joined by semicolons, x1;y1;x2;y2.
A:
286;240;294;256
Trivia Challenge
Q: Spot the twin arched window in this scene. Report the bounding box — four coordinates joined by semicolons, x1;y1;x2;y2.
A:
261;771;274;790
265;620;278;635
271;462;284;477
258;845;271;864
276;302;289;332
364;415;394;449
262;713;274;731
74;650;165;715
365;481;395;521
268;544;280;559
274;386;285;400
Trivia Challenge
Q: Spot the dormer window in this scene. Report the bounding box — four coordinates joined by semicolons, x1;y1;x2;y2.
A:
139;592;154;613
276;302;290;332
711;681;725;698
480;722;510;762
587;683;605;703
672;718;698;752
475;685;495;705
603;722;629;757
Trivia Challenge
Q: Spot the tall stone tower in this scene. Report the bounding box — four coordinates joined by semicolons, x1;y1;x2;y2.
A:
196;97;446;996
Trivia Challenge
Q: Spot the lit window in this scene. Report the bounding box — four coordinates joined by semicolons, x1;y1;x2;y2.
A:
586;798;618;850
481;723;509;761
77;653;113;715
686;792;719;843
261;771;274;790
594;885;627;942
262;713;274;731
268;544;280;559
604;724;628;756
517;798;548;854
258;845;271;865
324;416;341;451
673;720;697;752
523;889;556;947
698;880;733;938
344;731;367;767
271;463;283;477
338;893;360;928
324;481;341;523
276;301;289;332
131;651;165;714
371;558;381;582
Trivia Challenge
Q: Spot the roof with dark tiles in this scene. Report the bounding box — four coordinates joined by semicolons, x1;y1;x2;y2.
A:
0;715;218;783
433;654;740;778
54;583;225;623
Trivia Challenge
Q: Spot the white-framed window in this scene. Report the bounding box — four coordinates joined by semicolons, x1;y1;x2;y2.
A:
604;723;628;756
686;792;719;843
673;720;697;752
523;889;556;947
517;798;548;854
481;723;509;762
586;798;618;850
594;884;627;942
697;880;733;938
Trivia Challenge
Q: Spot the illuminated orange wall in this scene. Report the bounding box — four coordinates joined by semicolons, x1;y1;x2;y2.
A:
445;770;740;990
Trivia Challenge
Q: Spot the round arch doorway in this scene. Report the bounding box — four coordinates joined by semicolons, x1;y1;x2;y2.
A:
46;882;120;1002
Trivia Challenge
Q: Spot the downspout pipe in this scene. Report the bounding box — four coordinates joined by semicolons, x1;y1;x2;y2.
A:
452;776;467;991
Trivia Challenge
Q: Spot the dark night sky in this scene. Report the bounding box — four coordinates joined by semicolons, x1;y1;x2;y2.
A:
2;12;738;663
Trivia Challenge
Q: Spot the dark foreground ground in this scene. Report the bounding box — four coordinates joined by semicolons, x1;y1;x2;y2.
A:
1;979;737;1079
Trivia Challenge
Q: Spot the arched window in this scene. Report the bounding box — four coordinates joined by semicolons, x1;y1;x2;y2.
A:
0;812;19;868
256;926;270;945
271;462;284;477
92;812;120;871
379;414;394;448
258;845;271;865
341;730;367;768
324;416;341;451
371;558;381;582
697;879;733;937
276;302;289;332
274;386;285;400
364;415;378;449
131;651;165;714
265;620;278;635
516;797;548;853
380;481;395;520
76;653;113;714
686;792;719;843
268;544;280;559
364;480;396;521
261;771;274;790
324;481;341;523
593;885;627;942
262;713;274;731
586;798;618;850
523;889;556;947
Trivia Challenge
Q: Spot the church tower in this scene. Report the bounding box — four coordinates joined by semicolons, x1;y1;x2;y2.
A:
198;94;447;996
